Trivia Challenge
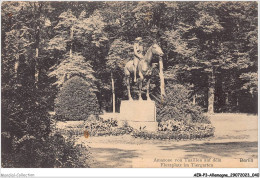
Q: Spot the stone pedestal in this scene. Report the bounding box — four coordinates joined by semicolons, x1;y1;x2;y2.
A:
120;100;156;122
118;100;157;132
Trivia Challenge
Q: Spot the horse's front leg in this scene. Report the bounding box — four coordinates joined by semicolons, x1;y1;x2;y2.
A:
138;72;144;100
146;77;151;100
126;76;133;100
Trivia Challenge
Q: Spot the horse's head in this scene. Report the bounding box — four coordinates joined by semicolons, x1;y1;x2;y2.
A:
151;44;164;57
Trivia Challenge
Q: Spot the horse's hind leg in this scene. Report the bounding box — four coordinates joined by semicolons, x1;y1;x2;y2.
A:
133;57;138;83
126;76;133;100
146;78;151;100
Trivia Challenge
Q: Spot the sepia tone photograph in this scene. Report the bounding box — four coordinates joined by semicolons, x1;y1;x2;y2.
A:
1;1;258;170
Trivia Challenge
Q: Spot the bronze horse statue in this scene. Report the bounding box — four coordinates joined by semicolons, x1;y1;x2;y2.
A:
124;43;164;100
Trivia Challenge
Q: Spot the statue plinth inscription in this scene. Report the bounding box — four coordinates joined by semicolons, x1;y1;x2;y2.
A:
118;100;157;131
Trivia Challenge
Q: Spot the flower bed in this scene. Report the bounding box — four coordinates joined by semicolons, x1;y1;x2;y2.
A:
54;115;214;140
85;117;133;136
132;129;214;140
132;120;215;140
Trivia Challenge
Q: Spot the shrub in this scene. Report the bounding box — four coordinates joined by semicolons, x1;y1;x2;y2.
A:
52;114;67;121
1;133;90;168
55;76;99;121
43;133;90;168
156;83;210;124
56;128;84;138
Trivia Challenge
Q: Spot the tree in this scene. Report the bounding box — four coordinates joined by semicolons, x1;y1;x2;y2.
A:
1;1;54;138
49;53;96;89
1;2;92;167
160;2;257;113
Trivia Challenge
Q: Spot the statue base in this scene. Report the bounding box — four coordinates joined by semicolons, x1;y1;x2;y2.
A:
120;100;156;122
118;100;157;132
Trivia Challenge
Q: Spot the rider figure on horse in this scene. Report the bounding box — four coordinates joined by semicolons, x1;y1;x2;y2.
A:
133;37;144;82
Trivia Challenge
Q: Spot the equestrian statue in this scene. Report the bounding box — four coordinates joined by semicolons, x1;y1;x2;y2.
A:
124;37;165;101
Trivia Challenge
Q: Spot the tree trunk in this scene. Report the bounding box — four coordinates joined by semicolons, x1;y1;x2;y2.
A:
111;73;115;114
14;54;19;79
159;57;165;99
192;93;196;105
208;87;214;114
34;2;42;87
35;25;40;86
208;68;215;114
225;92;229;105
70;26;74;58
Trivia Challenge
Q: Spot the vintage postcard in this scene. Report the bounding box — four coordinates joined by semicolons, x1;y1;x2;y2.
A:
1;1;259;177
